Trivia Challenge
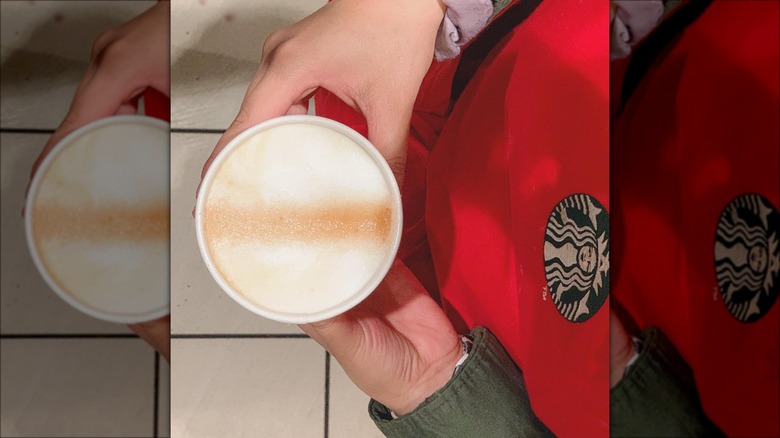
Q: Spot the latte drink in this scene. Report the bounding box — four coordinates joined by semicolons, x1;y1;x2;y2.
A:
25;116;170;323
196;116;402;323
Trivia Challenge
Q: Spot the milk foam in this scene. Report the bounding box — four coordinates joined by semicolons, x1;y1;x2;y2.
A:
207;124;389;208
31;119;169;318
36;124;168;208
39;240;168;314
211;240;385;314
203;122;395;315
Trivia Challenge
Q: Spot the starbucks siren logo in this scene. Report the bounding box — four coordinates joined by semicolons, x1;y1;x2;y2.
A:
715;194;779;323
544;194;609;322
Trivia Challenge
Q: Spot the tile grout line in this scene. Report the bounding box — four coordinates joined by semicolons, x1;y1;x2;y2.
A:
154;352;160;438
0;128;55;134
324;351;331;438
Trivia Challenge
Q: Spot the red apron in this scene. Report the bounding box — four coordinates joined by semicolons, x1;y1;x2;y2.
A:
611;1;779;436
317;0;609;436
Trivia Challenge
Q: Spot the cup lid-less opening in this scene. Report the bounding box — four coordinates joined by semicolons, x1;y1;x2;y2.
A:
195;115;403;324
24;115;170;324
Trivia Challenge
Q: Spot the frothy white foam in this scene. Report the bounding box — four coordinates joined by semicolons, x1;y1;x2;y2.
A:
39;240;168;315
30;118;169;319
208;124;389;209
203;121;396;316
37;123;168;208
211;240;385;314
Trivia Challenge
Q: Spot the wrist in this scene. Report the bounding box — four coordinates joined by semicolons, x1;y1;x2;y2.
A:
389;336;463;416
610;337;634;388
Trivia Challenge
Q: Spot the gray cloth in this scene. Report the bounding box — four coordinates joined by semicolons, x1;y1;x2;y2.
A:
369;326;554;437
435;0;495;61
611;0;665;60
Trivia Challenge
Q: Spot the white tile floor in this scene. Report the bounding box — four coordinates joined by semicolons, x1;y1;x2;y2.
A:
1;2;165;437
171;0;326;130
0;338;156;437
169;1;382;437
170;133;301;335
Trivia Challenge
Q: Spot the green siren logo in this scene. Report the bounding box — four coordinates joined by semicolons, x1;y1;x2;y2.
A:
715;194;779;323
544;194;609;322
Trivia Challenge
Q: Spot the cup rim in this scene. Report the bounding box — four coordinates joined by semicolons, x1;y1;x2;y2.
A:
195;115;403;324
24;115;171;324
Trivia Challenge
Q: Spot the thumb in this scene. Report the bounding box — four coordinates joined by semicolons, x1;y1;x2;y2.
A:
299;313;357;354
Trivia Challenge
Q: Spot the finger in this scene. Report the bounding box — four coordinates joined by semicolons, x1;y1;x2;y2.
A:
286;101;309;116
285;88;317;116
361;94;413;186
116;103;138;116
117;92;142;116
128;315;171;362
299;313;357;352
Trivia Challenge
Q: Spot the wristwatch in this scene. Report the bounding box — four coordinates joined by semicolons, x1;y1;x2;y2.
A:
452;334;474;376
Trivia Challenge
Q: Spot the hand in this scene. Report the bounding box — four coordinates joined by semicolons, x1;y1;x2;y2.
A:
129;316;171;363
610;309;634;388
301;260;462;415
198;0;446;194
27;1;170;191
24;2;172;361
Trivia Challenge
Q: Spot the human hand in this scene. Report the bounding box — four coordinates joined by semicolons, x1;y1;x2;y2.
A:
301;260;462;416
24;2;171;359
27;1;170;190
129;316;171;363
198;0;446;193
610;309;634;388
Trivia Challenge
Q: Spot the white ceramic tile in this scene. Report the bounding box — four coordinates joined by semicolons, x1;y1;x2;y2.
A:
0;1;154;129
329;358;384;438
170;0;325;130
158;355;171;438
0;338;156;437
170;133;301;334
170;338;325;438
0;134;130;334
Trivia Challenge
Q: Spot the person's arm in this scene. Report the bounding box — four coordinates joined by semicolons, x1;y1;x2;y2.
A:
297;261;553;436
199;0;446;190
369;326;555;438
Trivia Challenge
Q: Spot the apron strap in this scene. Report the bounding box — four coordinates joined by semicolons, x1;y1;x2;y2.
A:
617;0;713;114
450;0;544;107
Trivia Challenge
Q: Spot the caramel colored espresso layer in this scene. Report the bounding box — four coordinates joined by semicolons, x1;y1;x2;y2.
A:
33;203;170;243
203;202;392;245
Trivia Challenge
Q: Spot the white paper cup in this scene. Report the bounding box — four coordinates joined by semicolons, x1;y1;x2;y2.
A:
195;116;403;324
25;115;170;324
